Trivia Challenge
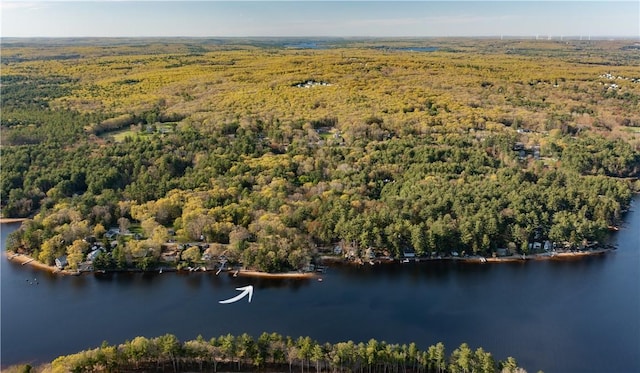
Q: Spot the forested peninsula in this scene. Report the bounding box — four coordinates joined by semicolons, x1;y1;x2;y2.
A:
1;38;639;274
5;333;528;373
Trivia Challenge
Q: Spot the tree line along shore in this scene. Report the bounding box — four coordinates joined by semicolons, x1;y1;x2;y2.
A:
4;332;531;373
1;39;639;275
4;237;616;279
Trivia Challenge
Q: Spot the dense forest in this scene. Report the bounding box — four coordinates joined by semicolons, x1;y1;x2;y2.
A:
6;332;528;373
1;38;639;273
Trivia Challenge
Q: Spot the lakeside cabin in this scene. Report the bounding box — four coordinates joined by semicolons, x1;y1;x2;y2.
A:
87;248;103;262
55;256;68;270
402;249;416;258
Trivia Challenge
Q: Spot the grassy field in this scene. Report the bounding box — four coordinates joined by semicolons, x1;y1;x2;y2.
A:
98;124;176;142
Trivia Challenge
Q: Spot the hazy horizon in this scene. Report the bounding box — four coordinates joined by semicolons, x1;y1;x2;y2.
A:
2;1;638;39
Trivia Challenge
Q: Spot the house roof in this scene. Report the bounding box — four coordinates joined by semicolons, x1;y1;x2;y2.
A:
55;256;68;268
87;249;103;261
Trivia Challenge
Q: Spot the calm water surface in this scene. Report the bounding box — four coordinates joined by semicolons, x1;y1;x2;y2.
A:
2;196;639;372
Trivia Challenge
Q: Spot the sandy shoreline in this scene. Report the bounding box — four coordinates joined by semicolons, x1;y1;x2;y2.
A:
5;247;613;279
4;251;69;275
234;269;318;279
4;251;319;279
0;218;27;224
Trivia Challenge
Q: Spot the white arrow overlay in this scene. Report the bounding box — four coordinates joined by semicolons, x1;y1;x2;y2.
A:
219;285;253;304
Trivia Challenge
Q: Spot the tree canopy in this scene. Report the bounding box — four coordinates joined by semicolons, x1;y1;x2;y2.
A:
2;38;639;272
41;332;528;373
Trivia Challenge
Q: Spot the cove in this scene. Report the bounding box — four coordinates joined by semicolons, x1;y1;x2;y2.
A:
1;195;639;372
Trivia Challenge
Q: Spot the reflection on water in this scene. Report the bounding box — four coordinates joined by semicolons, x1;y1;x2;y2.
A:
91;270;314;291
69;275;90;291
93;272;115;282
250;277;313;291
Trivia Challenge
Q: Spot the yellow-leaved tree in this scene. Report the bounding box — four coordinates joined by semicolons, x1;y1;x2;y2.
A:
67;239;88;270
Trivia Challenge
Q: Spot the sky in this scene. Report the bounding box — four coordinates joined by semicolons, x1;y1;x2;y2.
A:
1;1;639;38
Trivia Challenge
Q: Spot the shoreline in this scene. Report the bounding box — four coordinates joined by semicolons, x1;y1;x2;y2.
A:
466;248;613;263
4;251;319;279
5;251;69;275
0;218;27;224
4;247;615;278
234;269;317;279
322;247;616;266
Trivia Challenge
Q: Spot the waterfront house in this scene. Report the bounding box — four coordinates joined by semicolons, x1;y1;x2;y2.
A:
55;256;68;269
87;248;103;262
528;242;542;251
403;249;416;258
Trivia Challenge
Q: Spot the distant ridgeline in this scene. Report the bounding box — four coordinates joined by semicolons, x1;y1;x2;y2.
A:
1;39;639;273
18;333;528;373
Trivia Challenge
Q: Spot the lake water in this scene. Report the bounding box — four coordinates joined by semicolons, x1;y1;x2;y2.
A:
2;196;639;372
